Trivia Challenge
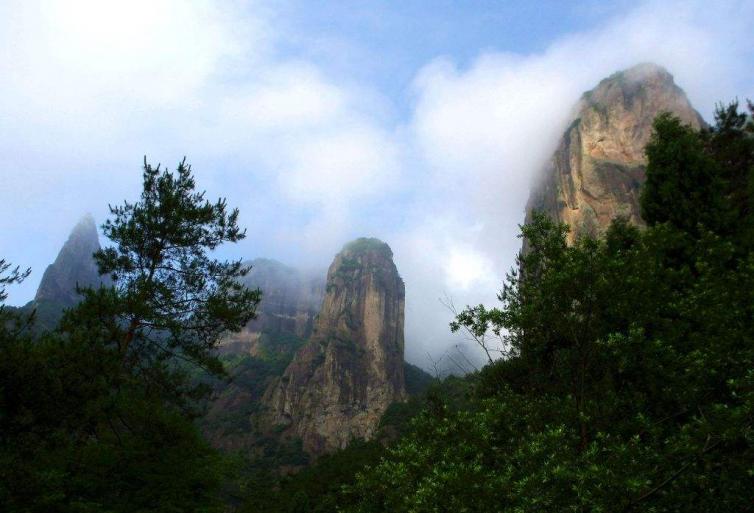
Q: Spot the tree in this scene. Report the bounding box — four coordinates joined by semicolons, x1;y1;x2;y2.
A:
83;157;261;377
0;259;31;329
641;113;724;234
641;102;754;241
0;259;30;304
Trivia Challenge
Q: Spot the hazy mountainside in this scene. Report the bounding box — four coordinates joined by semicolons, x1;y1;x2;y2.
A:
526;63;704;244
263;238;407;456
219;258;325;355
203;260;325;457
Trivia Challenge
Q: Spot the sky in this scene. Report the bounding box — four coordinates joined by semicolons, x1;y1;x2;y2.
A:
1;0;753;368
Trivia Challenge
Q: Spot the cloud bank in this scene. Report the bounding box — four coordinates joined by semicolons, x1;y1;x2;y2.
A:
1;0;752;368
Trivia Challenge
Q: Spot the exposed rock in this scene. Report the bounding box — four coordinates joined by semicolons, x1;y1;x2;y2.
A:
526;63;704;244
219;258;325;355
264;238;407;456
205;260;325;453
34;214;106;307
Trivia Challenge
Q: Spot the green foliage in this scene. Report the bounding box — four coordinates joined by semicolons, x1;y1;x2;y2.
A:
200;338;304;436
0;260;32;332
256;332;307;365
333;256;362;282
642;112;727;234
345;102;754;512
240;440;385;513
0;259;30;305
0;328;228;513
238;373;475;513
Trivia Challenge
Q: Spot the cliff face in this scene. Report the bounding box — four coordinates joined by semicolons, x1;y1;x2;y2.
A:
526;63;704;244
264;238;406;456
34;214;106;306
219;258;325;355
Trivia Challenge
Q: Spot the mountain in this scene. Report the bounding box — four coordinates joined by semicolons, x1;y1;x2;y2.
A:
525;63;705;244
263;238;407;456
218;258;325;355
23;214;108;330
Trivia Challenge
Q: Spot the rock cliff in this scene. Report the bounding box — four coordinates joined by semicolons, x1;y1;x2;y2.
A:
264;238;407;456
219;259;325;355
526;63;704;244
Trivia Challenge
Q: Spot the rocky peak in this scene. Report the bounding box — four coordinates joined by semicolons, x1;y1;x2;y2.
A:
34;214;105;306
526;63;704;244
264;237;406;456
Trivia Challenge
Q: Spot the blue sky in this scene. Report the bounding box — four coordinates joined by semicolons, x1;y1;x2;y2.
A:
273;1;615;89
1;0;753;365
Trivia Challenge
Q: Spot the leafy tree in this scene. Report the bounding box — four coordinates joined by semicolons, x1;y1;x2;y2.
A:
642;102;754;242
0;317;229;512
641;112;726;234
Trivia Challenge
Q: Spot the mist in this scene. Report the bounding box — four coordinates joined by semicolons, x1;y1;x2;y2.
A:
1;0;753;368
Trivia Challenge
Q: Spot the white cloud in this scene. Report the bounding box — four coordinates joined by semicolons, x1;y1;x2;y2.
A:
234;64;347;131
445;246;495;291
283;125;400;204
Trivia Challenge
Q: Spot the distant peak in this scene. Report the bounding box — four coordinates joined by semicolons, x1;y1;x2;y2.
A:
245;257;291;269
623;62;673;82
578;62;692;116
525;62;703;250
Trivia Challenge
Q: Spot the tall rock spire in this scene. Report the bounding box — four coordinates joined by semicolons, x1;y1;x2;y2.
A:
264;238;406;456
34;213;105;306
525;63;704;244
